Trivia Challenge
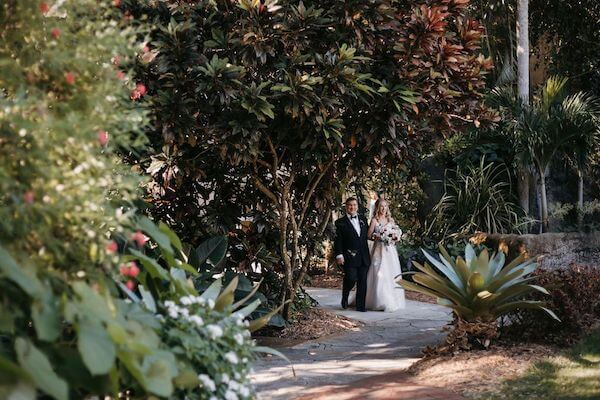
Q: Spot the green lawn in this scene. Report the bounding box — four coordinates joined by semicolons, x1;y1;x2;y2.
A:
480;330;600;400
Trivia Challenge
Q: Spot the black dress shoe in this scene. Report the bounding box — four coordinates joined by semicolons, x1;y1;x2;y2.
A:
341;298;348;309
356;307;366;312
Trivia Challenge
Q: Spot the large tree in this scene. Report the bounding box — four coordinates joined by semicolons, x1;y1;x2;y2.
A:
127;0;492;317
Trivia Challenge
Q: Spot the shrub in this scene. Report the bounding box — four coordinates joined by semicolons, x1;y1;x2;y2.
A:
426;159;530;239
400;244;558;351
501;265;600;345
0;219;274;399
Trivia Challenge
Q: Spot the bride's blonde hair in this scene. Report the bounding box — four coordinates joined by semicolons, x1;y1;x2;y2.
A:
374;198;393;222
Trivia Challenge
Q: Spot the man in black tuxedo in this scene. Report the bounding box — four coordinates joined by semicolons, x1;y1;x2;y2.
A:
334;197;371;312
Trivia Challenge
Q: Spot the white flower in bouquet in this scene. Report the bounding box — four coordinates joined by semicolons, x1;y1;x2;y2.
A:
379;224;402;246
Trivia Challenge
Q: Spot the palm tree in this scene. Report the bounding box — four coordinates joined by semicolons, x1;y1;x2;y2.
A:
491;77;600;232
516;0;530;214
561;93;600;226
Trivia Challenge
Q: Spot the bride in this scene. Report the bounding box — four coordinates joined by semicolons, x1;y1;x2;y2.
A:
365;198;406;312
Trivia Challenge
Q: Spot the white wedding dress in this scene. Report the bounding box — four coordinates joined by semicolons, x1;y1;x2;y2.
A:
364;222;406;312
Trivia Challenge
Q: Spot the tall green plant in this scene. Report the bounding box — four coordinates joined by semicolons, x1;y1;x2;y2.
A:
427;158;527;239
490;76;600;232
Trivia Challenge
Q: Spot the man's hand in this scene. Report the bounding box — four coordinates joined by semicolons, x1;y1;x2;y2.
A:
336;254;344;265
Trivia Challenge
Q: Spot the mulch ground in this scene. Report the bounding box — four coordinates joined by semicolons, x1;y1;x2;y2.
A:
407;343;557;398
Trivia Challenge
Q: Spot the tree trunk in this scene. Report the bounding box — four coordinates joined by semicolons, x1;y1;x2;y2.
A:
517;167;530;215
577;170;584;229
517;0;530;104
516;0;531;218
539;171;548;233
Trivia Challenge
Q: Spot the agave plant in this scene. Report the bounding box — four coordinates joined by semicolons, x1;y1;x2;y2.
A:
399;244;560;322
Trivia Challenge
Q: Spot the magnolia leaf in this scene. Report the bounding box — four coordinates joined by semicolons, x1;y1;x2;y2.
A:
0;246;42;297
78;318;116;375
15;338;68;400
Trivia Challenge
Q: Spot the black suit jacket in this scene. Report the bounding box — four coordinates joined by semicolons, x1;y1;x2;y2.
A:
334;215;371;268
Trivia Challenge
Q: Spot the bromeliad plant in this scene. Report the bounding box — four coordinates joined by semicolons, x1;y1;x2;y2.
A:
399;244;560;323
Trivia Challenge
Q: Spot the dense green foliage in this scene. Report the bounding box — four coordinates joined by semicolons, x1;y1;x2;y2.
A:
0;1;262;398
427;158;527;238
0;0;147;272
125;0;493;316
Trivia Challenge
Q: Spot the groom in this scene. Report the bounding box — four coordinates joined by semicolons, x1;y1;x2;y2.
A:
334;197;371;312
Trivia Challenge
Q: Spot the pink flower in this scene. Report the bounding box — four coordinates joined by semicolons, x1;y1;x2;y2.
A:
39;2;50;14
128;262;140;278
131;230;148;247
113;0;121;6
51;28;60;39
98;130;109;146
116;70;126;80
143;45;150;53
23;191;35;204
119;264;129;276
106;241;118;254
125;280;136;291
136;83;147;96
111;55;121;66
64;72;76;85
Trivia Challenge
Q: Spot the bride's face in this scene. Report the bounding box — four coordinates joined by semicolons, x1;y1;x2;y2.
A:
377;201;389;216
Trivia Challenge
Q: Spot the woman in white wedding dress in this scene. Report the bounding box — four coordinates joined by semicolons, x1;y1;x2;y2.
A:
365;199;406;312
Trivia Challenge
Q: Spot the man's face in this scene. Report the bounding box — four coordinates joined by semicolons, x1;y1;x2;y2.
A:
346;200;358;216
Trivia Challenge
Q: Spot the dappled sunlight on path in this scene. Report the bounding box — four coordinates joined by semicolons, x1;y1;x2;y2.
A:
251;288;453;400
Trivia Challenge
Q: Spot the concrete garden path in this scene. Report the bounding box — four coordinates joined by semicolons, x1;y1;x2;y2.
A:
251;287;459;400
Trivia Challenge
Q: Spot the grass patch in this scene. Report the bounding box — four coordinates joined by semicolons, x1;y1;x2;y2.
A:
478;330;600;399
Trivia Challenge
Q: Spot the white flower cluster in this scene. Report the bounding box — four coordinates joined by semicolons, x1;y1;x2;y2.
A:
163;298;205;327
198;372;252;399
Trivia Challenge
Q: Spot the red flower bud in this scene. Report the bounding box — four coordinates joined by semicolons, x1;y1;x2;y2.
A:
125;280;136;291
98;130;109;146
131;230;148;247
51;28;60;39
119;264;129;276
113;0;121;6
128;262;140;278
136;83;147;96
23;191;35;204
111;55;121;66
143;45;150;53
64;72;76;85
39;2;50;14
106;240;118;254
116;70;126;80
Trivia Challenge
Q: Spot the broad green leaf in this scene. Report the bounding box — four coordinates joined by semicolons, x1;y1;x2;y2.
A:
78;318;116;375
138;285;157;313
235;299;261;318
31;292;60;342
214;276;239;311
0;246;42;297
141;351;177;397
136;216;173;254
72;282;112;323
158;222;183;252
200;278;222;301
190;236;228;268
14;338;68;400
129;249;170;281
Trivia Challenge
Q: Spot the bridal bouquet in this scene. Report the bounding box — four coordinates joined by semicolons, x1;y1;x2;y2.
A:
379;224;402;246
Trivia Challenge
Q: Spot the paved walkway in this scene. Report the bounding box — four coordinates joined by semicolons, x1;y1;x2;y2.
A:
251;288;458;400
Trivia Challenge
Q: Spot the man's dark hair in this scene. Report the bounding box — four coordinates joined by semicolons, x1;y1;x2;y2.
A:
345;197;358;204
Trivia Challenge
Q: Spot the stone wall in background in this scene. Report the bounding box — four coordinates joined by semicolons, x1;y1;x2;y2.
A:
471;232;600;269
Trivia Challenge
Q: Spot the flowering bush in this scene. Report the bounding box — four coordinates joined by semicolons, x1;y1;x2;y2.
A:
161;296;255;400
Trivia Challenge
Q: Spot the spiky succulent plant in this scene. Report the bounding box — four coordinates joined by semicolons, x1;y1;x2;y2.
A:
399;244;560;322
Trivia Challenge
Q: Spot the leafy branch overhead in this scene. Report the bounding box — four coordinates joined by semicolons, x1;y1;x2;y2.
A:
127;0;493;316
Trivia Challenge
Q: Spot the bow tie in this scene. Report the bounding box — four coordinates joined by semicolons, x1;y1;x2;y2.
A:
350;215;358;220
